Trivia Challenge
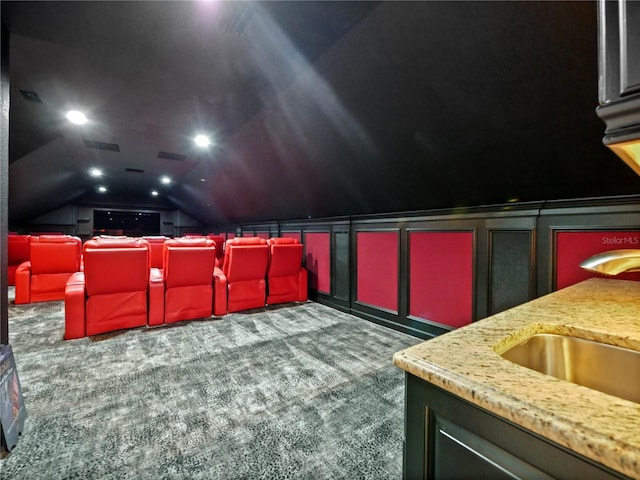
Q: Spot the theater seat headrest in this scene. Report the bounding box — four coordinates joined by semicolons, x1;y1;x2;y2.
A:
227;237;266;246
268;238;299;245
33;234;78;244
85;237;149;249
167;238;215;248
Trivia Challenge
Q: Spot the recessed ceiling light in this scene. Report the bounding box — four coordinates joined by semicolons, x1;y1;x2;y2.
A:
200;178;206;182
97;186;107;193
151;190;159;197
160;176;171;185
89;168;103;177
66;110;88;125
194;134;211;147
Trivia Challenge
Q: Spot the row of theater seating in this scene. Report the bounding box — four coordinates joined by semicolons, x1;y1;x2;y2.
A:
7;233;227;289
8;234;224;302
8;234;308;340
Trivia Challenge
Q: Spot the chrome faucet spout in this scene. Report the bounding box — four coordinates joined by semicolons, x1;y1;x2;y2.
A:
579;249;640;276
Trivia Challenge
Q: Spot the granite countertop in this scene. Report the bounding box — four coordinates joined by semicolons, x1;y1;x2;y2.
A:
393;278;640;479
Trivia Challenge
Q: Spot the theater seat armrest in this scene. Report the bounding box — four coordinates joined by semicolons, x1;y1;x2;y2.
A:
148;268;165;326
65;272;86;339
213;267;227;316
14;261;32;305
298;267;308;302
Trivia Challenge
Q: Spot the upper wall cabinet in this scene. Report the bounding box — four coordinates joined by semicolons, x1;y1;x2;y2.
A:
596;0;640;175
598;0;640;103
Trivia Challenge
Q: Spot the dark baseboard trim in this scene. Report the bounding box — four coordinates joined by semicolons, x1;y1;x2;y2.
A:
311;295;449;339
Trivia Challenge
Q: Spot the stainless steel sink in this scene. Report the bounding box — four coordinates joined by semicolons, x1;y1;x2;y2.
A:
500;333;640;403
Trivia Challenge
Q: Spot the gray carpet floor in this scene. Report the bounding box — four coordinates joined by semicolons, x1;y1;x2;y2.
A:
0;287;419;479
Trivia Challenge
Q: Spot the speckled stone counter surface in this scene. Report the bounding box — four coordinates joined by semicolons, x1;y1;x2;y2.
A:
393;278;640;479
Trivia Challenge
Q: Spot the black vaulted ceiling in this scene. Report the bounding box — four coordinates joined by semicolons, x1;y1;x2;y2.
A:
3;1;640;226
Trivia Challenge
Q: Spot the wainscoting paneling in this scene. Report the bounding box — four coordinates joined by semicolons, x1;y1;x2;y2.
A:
537;199;640;294
489;231;533;315
356;231;399;313
221;195;640;339
555;230;640;289
304;232;331;294
281;231;302;242
333;232;350;303
408;231;473;328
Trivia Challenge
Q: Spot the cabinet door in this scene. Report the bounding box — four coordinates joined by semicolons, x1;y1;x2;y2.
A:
432;415;553;480
620;0;640;95
405;374;630;480
599;0;640;102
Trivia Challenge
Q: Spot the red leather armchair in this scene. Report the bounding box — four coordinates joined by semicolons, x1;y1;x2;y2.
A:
266;238;308;305
221;237;269;313
8;234;30;286
64;237;154;339
15;235;82;304
149;237;225;325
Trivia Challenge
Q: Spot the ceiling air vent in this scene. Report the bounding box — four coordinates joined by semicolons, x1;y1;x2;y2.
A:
157;151;186;162
125;168;144;174
83;140;120;152
19;89;43;103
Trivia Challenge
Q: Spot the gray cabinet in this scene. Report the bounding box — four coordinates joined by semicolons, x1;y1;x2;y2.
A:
403;373;630;480
598;0;640;104
597;0;640;145
618;1;640;96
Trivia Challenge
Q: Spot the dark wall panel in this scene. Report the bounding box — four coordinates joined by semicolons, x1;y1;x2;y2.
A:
555;230;640;289
489;231;532;315
356;231;399;312
305;232;331;294
333;232;350;302
409;231;473;328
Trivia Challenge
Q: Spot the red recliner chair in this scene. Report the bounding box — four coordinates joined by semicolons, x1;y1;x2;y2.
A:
8;234;31;286
15;235;82;304
221;237;269;313
64;237;156;339
149;237;225;325
266;238;308;305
